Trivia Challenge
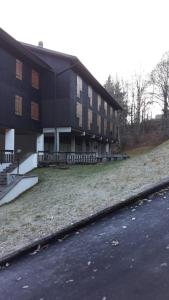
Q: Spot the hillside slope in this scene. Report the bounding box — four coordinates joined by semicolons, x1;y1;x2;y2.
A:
1;141;169;258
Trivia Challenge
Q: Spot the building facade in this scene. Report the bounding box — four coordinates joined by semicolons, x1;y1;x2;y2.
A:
0;28;122;158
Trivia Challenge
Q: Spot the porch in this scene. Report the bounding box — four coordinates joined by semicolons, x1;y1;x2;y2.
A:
43;127;112;156
37;151;129;166
0;127;118;167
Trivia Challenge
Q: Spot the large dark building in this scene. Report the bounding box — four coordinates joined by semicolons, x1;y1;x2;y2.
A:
0;28;122;157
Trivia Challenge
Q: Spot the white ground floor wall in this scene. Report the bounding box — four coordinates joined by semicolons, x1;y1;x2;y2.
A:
0;176;38;206
11;153;38;175
0;163;10;172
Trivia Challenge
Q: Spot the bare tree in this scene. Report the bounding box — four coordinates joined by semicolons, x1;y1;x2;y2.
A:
150;51;169;135
128;73;152;128
104;73;154;147
104;75;129;125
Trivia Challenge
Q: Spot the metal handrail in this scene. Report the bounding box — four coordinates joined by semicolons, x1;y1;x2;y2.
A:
0;150;14;164
38;151;97;165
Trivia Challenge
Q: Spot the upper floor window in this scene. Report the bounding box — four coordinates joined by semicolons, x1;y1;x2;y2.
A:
76;101;82;127
32;70;39;89
104;119;107;135
77;75;82;98
104;101;107;115
110;121;113;134
16;59;22;80
88;86;93;107
15;95;22;116
97;115;101;134
88;109;93;130
110;106;113;118
97;95;101;111
31;101;39;120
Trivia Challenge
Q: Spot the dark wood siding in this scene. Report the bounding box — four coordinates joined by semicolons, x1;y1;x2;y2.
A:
29;51;71;128
70;70;119;140
0;46;42;131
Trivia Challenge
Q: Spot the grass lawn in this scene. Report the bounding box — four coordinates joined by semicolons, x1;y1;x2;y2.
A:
1;141;169;259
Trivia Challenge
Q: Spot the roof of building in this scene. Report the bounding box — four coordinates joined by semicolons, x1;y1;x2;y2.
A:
22;43;123;110
0;28;52;70
0;28;122;110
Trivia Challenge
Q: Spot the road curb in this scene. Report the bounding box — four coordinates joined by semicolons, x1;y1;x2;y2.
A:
1;177;169;267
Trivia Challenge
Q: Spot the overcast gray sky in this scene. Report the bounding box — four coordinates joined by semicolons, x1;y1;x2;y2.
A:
1;0;169;88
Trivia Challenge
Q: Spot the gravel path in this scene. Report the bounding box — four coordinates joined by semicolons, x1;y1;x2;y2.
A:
0;141;169;258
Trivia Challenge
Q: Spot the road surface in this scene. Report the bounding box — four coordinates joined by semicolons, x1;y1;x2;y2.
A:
1;187;169;299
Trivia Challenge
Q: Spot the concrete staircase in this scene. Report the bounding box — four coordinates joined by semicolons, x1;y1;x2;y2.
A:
0;154;39;206
0;158;17;197
0;162;17;186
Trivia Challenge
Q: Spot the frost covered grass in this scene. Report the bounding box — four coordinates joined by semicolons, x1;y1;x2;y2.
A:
1;141;169;258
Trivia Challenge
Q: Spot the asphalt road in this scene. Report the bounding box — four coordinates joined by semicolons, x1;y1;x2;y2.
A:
1;188;169;300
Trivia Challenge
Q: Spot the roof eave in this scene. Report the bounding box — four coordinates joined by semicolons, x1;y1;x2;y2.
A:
0;28;52;71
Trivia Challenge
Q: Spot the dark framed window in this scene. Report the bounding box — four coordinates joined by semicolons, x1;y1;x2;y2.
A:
16;59;22;80
88;86;93;107
77;75;82;98
32;70;39;89
104;119;107;135
97;114;101;134
88;109;93;130
31;101;39;120
104;101;107;115
76;101;82;127
15;95;22;116
97;95;101;112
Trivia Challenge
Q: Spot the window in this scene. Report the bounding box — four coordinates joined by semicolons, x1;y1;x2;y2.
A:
97;95;101;111
88;109;93;130
104;101;107;115
110;121;113;134
77;75;82;97
88;86;93;107
32;70;39;89
16;59;22;80
76;101;82;127
104;119;107;135
31;101;39;120
15;95;22;116
97;115;101;134
110;106;113;118
114;125;119;139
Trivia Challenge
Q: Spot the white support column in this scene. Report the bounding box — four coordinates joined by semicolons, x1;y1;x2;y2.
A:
98;142;102;155
57;131;60;152
54;129;60;152
94;141;99;156
82;139;86;152
5;129;15;151
36;134;44;153
106;142;110;155
71;136;76;152
89;141;94;153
